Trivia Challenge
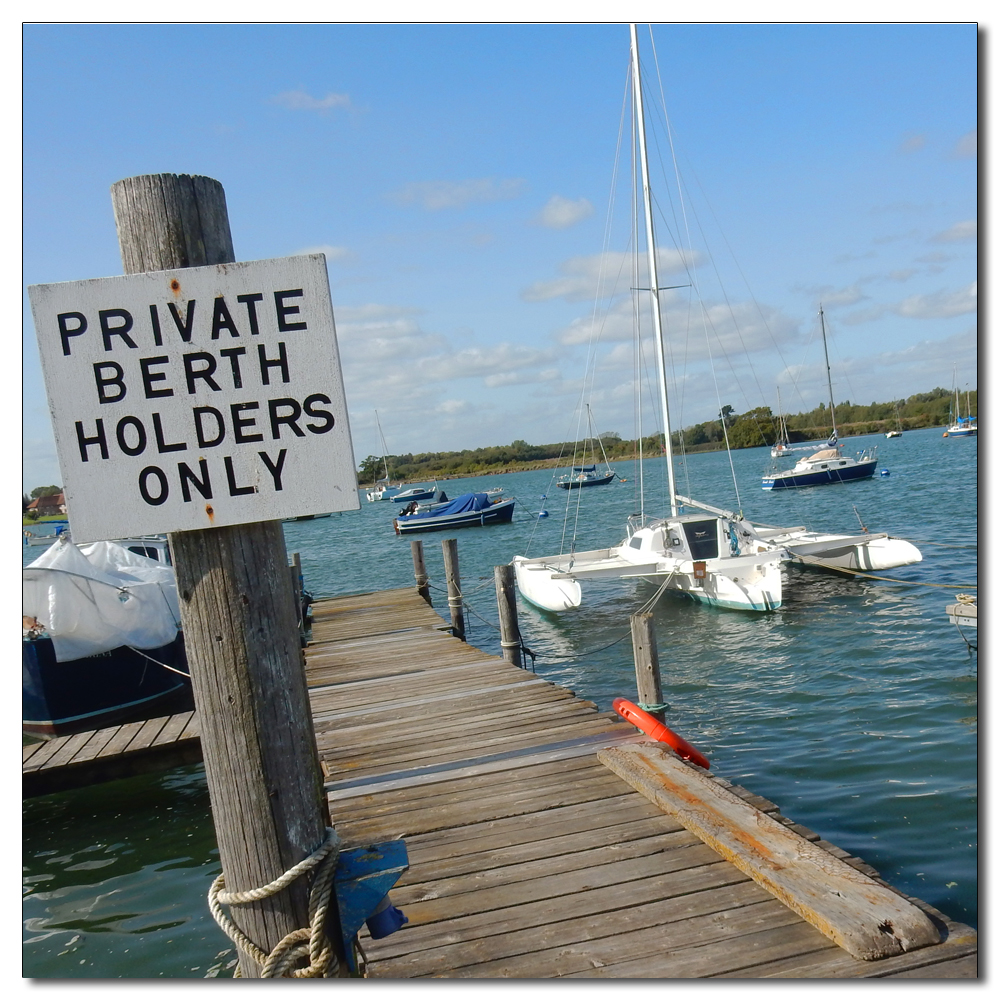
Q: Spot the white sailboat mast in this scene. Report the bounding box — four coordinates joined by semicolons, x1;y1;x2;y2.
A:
818;305;838;442
630;23;678;517
374;409;390;481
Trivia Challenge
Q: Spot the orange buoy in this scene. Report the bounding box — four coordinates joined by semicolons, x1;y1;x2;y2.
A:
613;697;711;770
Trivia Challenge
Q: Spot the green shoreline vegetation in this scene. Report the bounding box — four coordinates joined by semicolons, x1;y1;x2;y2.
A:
359;387;975;484
21;387;975;516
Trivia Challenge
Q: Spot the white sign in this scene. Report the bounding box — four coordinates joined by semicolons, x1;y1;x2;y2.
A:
29;254;360;541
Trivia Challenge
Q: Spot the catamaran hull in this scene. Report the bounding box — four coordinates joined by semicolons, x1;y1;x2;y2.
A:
512;549;783;613
762;458;877;490
783;536;922;572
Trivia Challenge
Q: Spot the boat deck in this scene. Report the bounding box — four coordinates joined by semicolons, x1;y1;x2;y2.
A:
24;587;977;978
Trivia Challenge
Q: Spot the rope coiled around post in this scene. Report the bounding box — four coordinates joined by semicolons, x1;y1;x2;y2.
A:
208;826;342;978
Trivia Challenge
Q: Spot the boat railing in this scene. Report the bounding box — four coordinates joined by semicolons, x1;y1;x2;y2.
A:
626;513;657;536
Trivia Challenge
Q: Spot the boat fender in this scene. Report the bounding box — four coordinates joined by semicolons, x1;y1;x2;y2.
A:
612;697;710;769
728;522;740;557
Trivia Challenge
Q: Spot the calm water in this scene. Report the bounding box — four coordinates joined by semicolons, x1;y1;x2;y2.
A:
23;427;978;977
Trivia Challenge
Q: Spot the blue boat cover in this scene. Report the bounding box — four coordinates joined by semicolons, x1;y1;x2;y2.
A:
571;465;597;472
406;493;491;519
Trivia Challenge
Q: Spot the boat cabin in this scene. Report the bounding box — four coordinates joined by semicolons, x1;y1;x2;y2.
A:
624;515;742;563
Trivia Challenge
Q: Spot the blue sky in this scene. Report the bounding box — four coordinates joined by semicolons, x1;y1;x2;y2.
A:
21;15;978;492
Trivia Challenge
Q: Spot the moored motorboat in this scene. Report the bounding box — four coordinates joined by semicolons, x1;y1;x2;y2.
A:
22;537;192;739
394;492;515;534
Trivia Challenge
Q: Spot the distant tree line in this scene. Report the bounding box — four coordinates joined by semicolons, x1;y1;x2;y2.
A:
357;386;976;482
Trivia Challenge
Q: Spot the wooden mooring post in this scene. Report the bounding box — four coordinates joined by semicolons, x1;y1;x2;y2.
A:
630;612;664;722
442;537;465;640
110;174;339;978
410;539;431;605
494;563;522;667
290;551;304;631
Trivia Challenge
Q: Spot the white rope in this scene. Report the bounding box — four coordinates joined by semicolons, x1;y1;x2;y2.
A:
208;826;342;978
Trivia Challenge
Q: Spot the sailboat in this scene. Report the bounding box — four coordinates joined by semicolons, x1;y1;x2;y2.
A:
365;411;403;502
945;371;977;437
511;24;921;616
886;403;903;439
770;387;794;457
761;307;878;490
556;405;618;489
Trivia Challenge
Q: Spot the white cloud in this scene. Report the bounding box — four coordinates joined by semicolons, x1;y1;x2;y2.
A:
555;293;798;367
952;130;977;159
296;244;352;261
816;285;866;309
894;282;977;319
270;90;351;113
535;195;594;229
523;249;696;304
932;219;976;243
484;367;560;388
435;399;473;416
387;177;527;211
841;304;889;325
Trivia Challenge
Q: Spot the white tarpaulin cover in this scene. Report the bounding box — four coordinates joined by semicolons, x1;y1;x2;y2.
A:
23;539;181;662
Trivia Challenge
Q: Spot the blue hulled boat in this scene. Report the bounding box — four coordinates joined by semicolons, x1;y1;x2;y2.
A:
556;466;617;489
762;445;878;490
22;538;192;739
394;492;515;534
762;306;878;491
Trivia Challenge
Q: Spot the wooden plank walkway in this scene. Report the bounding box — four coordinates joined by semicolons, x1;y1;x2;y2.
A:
24;587;978;977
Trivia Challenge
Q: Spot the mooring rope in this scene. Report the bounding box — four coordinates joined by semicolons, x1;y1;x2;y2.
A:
125;646;191;678
208;826;342;978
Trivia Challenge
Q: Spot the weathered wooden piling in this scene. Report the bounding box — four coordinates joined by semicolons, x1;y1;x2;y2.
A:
630;612;664;722
410;539;431;605
442;537;465;640
494;563;523;667
110;174;337;977
290;551;304;631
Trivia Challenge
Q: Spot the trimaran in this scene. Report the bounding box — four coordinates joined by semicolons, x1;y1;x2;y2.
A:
512;23;921;614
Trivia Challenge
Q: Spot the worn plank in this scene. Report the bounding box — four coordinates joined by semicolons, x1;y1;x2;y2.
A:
598;741;941;960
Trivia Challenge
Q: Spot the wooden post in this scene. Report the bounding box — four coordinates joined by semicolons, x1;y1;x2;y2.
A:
110;174;335;978
410;539;431;605
630;612;664;723
289;552;303;632
494;564;522;667
441;537;465;640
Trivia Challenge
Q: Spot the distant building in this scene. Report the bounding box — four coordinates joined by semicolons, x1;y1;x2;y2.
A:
27;493;67;516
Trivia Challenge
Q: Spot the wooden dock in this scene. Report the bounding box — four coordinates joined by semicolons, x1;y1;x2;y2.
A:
24;587;978;978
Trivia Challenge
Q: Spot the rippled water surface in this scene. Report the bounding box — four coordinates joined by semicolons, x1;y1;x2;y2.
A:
23;427;977;976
